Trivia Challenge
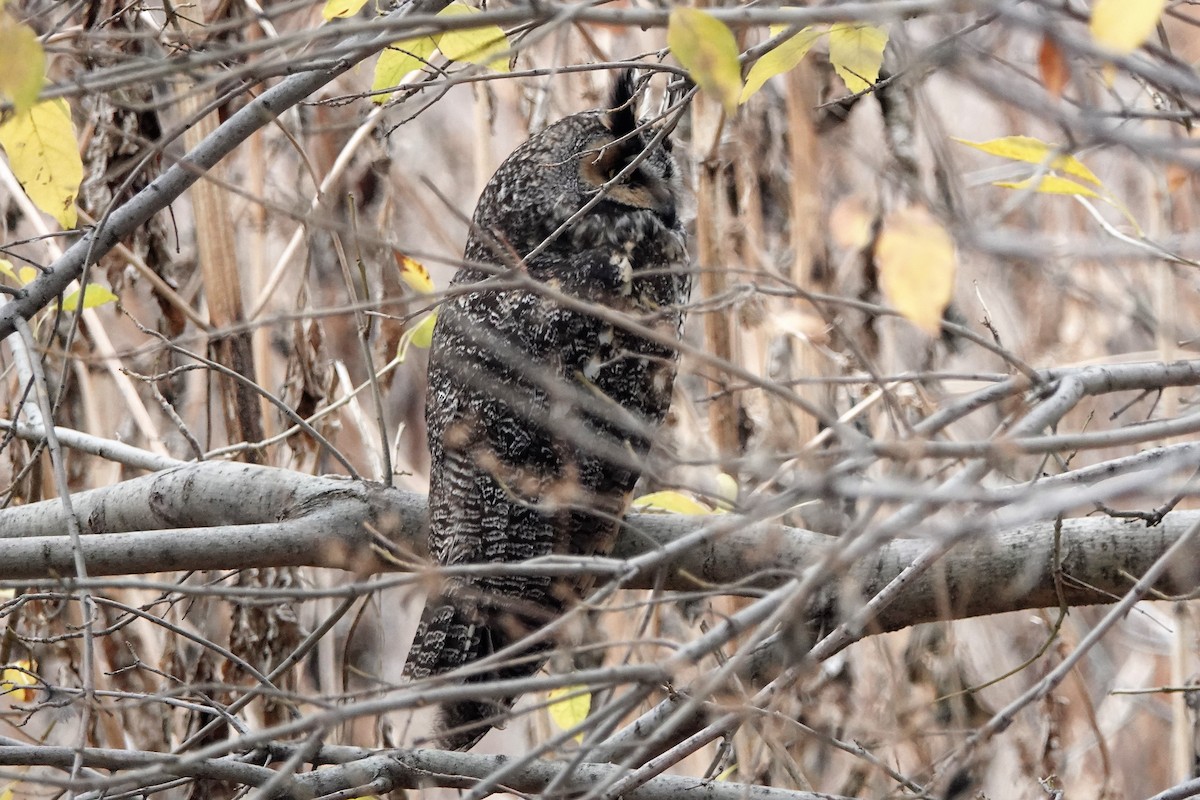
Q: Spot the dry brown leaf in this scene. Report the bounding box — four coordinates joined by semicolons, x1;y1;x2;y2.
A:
1038;36;1070;98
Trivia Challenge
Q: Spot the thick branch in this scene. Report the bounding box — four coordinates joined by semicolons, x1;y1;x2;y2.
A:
0;745;275;789
0;462;399;576
0;743;850;800
293;748;853;800
1;461;1197;636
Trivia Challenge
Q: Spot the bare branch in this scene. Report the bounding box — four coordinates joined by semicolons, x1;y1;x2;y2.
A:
0;457;1198;638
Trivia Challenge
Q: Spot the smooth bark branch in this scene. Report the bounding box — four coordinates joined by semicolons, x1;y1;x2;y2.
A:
293;748;854;800
0;463;397;576
0;745;275;789
1;461;1197;635
0;418;183;472
0;743;851;800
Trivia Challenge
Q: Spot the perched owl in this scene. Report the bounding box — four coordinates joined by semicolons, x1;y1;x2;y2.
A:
403;69;690;750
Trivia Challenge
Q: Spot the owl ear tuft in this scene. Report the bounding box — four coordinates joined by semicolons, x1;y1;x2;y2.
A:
606;69;637;138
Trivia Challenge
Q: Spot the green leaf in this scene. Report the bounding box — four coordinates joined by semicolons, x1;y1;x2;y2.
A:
740;25;821;105
61;284;118;312
436;2;510;73
668;7;742;116
0;12;44;112
828;23;887;93
1090;0;1165;55
372;36;436;103
322;0;367;20
396;312;437;362
953;136;1101;186
0;99;82;228
992;174;1100;198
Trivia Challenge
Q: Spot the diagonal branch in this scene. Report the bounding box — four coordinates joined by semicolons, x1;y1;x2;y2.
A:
0;0;452;342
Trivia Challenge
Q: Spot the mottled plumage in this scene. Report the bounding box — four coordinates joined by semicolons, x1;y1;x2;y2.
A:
403;70;690;750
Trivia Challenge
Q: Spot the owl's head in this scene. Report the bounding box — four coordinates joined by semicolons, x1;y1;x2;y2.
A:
574;69;680;229
470;70;683;257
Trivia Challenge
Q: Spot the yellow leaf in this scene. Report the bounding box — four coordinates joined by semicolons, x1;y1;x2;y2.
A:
397;312;437;362
828;23;887;93
875;206;956;336
668;8;742;116
0;99;82;228
372;36;436;103
61;284;118;311
740;26;821;104
396;253;435;294
714;473;739;507
632;490;715;515
1090;0;1165;55
321;0;368;20
17;266;36;285
0;660;37;703
829;195;875;250
547;685;590;740
953;136;1101;186
993;175;1100;198
436;3;510;73
0;785;13;800
715;764;739;781
992;173;1139;231
0;259;17;284
0;12;44;112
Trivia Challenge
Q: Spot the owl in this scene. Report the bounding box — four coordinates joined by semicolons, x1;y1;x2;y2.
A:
403;69;690;750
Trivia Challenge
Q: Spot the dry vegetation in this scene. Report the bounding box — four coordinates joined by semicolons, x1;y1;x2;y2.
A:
3;1;1200;798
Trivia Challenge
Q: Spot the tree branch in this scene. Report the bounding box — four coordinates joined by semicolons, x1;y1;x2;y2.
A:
1;460;1197;637
0;742;853;800
0;0;452;342
295;747;855;800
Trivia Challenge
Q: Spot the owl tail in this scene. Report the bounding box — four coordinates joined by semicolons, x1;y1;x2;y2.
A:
403;592;552;751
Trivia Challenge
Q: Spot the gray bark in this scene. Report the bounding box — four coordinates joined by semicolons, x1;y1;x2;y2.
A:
1;460;1196;637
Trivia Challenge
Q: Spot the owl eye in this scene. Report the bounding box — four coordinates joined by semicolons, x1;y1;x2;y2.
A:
581;139;631;187
609;155;637;182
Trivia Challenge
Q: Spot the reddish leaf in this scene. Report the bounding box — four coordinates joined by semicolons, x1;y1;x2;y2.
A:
1038;36;1069;98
